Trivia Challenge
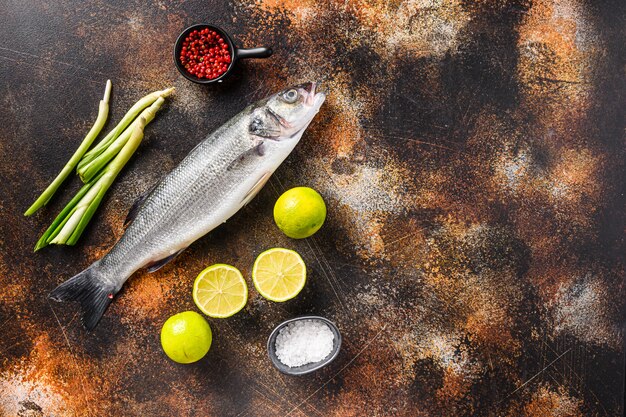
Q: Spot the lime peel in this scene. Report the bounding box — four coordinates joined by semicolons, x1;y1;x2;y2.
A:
273;187;327;239
160;311;212;364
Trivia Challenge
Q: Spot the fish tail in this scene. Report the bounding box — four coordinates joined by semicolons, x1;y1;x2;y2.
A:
49;263;116;330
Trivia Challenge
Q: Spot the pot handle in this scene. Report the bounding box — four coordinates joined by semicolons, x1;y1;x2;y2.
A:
236;47;273;60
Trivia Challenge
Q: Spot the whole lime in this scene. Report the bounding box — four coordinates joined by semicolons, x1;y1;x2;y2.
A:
274;187;326;239
160;311;212;364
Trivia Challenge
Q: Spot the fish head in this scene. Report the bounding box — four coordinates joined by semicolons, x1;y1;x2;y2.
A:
249;82;326;140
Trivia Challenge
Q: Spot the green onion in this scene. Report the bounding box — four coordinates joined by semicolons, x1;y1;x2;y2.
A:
35;117;148;250
77;87;174;177
77;95;167;183
24;80;112;216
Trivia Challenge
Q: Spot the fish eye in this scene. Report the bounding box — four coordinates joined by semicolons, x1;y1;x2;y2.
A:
282;89;299;103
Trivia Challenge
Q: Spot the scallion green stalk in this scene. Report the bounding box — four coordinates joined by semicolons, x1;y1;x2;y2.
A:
24;80;112;216
35;117;148;250
77;95;167;183
77;87;174;176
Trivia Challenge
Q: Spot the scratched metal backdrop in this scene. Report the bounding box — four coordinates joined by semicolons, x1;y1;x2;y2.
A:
0;0;624;416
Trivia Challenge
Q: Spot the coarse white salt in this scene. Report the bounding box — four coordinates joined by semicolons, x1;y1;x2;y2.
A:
275;319;334;368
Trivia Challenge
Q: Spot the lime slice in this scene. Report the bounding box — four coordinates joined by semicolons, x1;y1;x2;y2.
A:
193;264;248;318
252;248;306;302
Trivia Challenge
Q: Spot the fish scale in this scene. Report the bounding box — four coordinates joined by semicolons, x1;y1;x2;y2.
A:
49;82;326;329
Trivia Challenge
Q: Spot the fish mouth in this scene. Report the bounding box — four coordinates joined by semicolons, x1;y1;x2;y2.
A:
267;107;292;130
291;82;325;139
266;81;326;141
302;81;327;107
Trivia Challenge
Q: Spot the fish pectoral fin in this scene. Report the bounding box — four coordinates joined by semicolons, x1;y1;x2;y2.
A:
227;142;265;171
145;248;186;273
241;172;271;206
125;183;157;227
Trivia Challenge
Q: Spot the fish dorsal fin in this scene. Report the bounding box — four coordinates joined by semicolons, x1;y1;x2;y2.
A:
241;172;271;206
145;248;186;273
125;184;157;227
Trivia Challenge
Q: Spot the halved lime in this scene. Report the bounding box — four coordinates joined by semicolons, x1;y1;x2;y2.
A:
193;264;248;318
252;248;306;302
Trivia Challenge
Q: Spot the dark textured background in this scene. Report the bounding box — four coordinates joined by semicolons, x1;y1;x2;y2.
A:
0;1;624;416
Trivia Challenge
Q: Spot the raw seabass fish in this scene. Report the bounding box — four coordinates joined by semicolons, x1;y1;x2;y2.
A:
49;82;326;329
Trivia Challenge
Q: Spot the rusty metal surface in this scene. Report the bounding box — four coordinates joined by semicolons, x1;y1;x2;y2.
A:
0;0;624;416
